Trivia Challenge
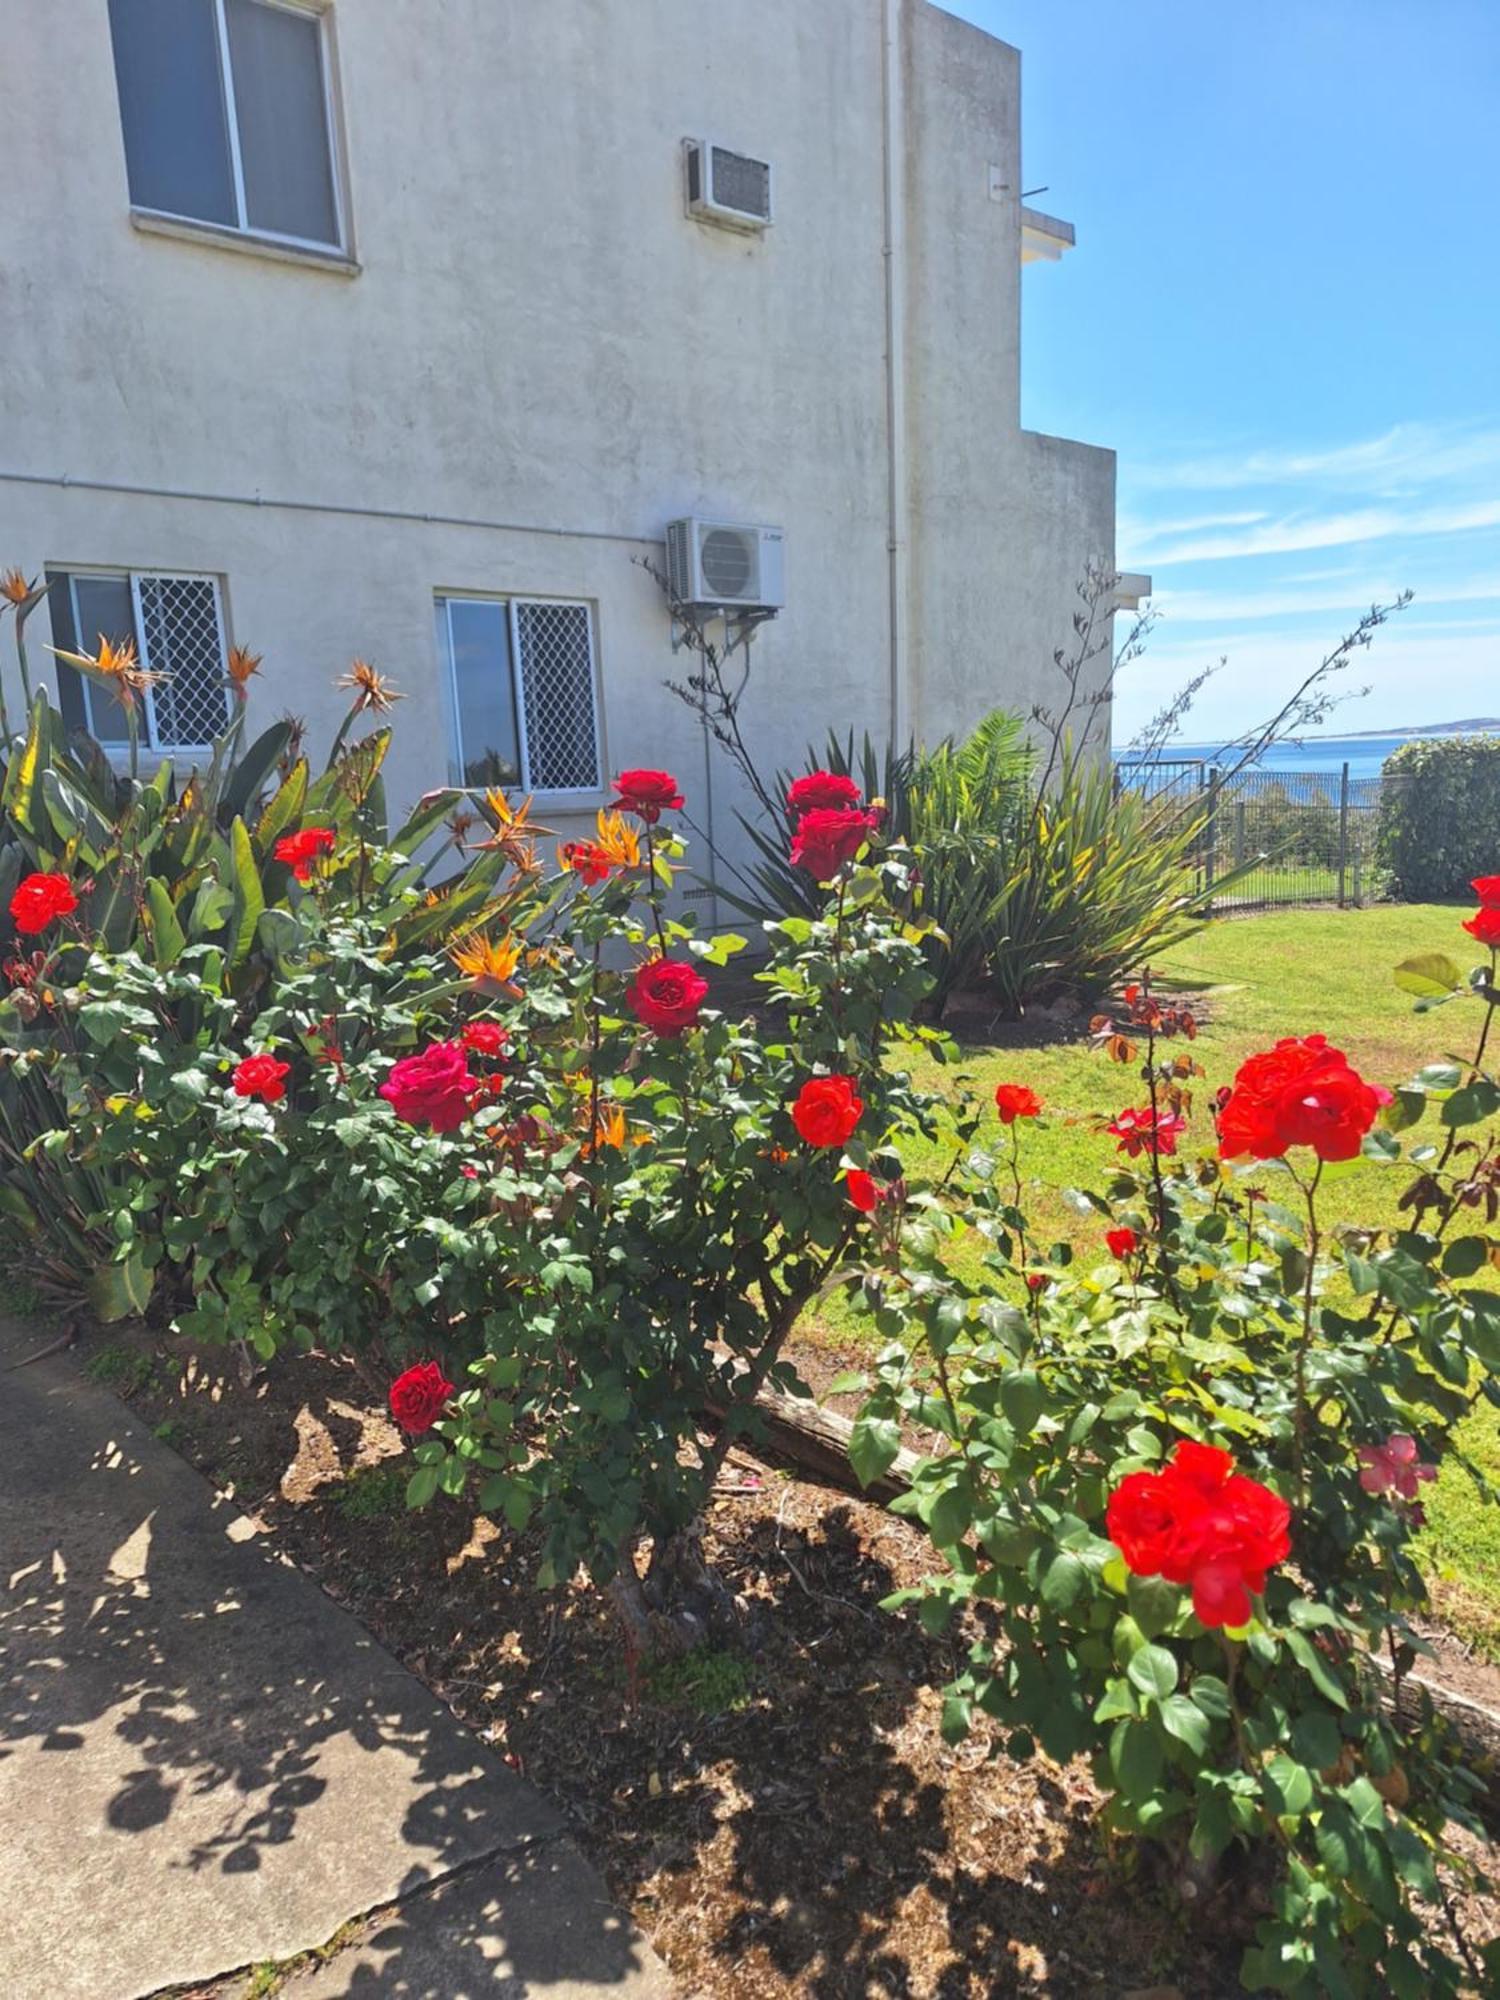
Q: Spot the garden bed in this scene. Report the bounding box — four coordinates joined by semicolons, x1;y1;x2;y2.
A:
98;1332;1500;1999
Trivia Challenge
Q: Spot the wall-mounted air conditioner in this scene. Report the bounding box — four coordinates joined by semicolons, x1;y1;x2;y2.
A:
684;140;773;231
665;518;785;612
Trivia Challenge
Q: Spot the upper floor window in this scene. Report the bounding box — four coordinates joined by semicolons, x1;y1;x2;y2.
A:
436;596;604;797
107;0;345;253
47;568;232;754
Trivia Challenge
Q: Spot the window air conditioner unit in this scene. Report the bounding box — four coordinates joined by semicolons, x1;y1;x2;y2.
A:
665;518;785;613
684;140;773;231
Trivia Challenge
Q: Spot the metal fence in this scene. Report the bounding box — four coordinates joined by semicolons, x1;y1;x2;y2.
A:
1114;759;1391;911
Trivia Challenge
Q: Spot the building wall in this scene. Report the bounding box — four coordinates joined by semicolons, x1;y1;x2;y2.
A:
0;0;1115;879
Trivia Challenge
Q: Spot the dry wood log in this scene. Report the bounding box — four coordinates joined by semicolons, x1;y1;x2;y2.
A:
700;1369;920;1503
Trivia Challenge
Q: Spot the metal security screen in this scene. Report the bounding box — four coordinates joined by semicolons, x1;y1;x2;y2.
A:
511;601;601;793
135;574;230;748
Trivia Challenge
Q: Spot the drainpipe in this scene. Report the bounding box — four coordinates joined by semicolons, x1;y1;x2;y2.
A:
881;0;910;753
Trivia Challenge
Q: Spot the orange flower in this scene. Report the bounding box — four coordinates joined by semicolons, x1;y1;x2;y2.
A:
450;930;522;991
226;644;262;694
336;658;402;713
1;569;39;607
593;809;641;869
49;633;161;712
474;788;544;871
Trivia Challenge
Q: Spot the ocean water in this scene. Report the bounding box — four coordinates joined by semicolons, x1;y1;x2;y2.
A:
1117;734;1412;784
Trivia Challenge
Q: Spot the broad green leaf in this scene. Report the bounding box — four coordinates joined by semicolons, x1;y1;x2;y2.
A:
1157;1693;1211;1753
89;1249;153;1324
1127;1643;1178;1699
999;1369;1044;1434
1264;1754;1314;1817
144;879;187;969
226;815;265;968
1040;1550;1088;1611
1393;952;1462;999
1441;1079;1500;1129
406;1464;440;1508
848;1413;902;1489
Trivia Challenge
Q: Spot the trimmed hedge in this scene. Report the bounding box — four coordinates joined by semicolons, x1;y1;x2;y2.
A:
1376;735;1500;899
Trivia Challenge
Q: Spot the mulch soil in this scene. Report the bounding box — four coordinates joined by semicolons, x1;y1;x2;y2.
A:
105;1331;1499;1999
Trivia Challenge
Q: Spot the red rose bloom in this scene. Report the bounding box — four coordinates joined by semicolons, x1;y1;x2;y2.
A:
460;1020;509;1057
1217;1034;1390;1163
1106;1439;1291;1630
845;1168;878;1213
1105;1226;1139;1260
232;1053;291;1103
561;841;611;885
995;1083;1042;1124
787;770;862;815
792;1074;864;1148
1471;874;1500;908
1462;906;1500;947
379;1040;477;1133
610;769;684;823
626;957;709;1037
1108;1105;1187;1157
789;806;879;881
389;1360;454;1436
274;826;337;881
9;872;77;936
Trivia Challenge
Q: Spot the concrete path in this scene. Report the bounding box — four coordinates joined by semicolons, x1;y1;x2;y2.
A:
0;1314;674;1999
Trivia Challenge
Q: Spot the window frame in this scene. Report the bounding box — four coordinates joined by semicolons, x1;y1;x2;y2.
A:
55;567;231;758
435;592;606;806
118;0;349;259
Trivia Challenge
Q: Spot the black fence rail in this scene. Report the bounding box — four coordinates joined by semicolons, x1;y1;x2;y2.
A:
1115;759;1394;912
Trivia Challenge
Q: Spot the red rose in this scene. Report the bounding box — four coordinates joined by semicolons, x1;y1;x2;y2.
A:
1105;1226;1139;1260
1026;1272;1049;1293
995;1083;1042;1124
787;770;862;815
379;1040;477;1132
232;1053;291;1103
610;769;684;823
1463;906;1500;947
845;1168;878;1213
626;956;709;1036
1472;875;1500;908
9;872;77;936
389;1360;454;1436
792;1074;864;1148
274;826;337;881
1108;1105;1187;1157
1106;1440;1291;1630
460;1020;509;1057
1218;1034;1390;1163
789;806;879;880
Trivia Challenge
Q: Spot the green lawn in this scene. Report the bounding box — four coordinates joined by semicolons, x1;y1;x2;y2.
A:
839;903;1500;1655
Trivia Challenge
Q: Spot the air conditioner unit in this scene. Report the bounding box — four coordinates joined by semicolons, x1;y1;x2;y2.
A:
665;518;785;612
684;139;773;231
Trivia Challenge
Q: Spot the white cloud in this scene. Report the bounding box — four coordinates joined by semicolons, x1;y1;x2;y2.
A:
1132;498;1500;566
1129;422;1500;497
1153;574;1500;626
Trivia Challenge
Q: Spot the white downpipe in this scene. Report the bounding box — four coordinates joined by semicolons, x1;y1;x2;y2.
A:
881;0;910;753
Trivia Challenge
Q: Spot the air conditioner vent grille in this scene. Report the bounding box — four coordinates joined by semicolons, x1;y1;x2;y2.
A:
710;146;771;221
699;528;755;599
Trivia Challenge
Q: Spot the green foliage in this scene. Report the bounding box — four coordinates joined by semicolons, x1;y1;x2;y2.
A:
730;712;1214;1017
845;937;1500;1994
1377;734;1500;899
82;1341;155;1394
643;1645;753;1714
334;1462;410;1522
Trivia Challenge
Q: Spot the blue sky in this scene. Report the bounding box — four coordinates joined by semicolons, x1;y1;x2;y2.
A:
952;0;1500;743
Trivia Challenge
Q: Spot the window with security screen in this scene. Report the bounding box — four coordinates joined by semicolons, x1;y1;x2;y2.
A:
46;568;231;752
436;595;603;796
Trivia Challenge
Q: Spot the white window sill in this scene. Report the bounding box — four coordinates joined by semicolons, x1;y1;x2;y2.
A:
130;208;360;278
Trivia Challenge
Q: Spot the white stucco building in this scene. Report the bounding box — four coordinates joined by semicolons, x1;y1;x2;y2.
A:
3;0;1127;890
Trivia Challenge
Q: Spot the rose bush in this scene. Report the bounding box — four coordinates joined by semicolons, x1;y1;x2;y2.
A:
838;927;1500;1994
